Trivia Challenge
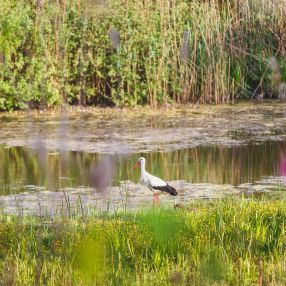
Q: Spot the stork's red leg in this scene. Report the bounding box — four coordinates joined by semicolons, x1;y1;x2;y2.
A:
153;193;160;205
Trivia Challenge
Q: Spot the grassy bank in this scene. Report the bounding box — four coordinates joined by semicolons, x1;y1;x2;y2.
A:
1;198;286;285
0;0;286;110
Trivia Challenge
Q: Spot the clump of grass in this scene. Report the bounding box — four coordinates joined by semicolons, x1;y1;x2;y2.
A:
1;197;286;284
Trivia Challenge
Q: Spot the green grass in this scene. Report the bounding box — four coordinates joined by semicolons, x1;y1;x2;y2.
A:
1;197;286;285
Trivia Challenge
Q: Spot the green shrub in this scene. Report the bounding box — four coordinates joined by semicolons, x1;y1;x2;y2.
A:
0;0;285;110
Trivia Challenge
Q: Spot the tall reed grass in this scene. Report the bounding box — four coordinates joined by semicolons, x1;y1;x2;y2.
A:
0;0;285;110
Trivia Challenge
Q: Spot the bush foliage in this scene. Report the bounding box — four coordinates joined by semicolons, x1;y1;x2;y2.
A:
0;0;286;110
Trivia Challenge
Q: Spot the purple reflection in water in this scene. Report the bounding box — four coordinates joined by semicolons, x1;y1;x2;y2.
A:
89;155;116;195
279;156;286;183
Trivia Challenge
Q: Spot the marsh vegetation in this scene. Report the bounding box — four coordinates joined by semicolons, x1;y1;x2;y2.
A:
1;1;286;284
0;0;286;110
1;198;286;285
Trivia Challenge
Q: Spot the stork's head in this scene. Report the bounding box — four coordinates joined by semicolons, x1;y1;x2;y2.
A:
134;157;146;169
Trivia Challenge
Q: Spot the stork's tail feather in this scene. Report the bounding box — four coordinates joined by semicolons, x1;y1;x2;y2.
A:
167;184;178;196
153;184;178;196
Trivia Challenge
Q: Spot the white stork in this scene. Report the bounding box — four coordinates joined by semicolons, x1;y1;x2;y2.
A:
134;157;178;204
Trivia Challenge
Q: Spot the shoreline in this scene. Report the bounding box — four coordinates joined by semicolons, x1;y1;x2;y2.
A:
0;99;285;117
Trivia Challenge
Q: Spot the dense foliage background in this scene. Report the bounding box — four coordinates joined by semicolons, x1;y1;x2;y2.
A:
0;0;286;110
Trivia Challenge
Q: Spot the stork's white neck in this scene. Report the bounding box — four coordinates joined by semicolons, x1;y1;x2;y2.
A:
140;161;146;176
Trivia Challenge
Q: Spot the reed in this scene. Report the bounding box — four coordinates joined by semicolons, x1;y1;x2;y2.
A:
0;0;285;110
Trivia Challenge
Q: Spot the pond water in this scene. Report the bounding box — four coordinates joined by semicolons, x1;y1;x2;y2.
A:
1;103;286;215
0;141;286;195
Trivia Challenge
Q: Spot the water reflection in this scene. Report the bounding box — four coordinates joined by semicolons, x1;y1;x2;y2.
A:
0;141;286;195
279;156;286;184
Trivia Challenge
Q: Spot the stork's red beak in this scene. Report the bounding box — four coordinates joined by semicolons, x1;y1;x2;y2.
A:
133;161;140;169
